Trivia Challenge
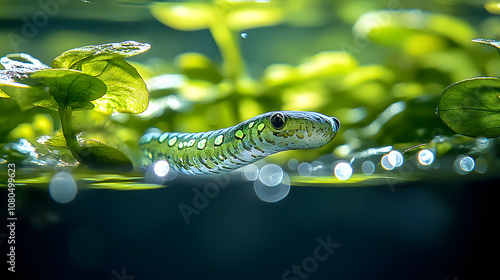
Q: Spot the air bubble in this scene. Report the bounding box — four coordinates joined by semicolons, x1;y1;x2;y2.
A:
334;162;353;181
259;164;284;186
241;32;248;38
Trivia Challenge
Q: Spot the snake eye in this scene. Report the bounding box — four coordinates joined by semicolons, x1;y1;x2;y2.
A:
270;112;286;130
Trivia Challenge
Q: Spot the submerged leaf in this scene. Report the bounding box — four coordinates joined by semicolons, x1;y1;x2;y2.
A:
438;77;500;138
78;140;133;172
52;40;151;69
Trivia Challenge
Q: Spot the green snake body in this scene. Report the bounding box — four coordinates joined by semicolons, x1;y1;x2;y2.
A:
139;111;340;175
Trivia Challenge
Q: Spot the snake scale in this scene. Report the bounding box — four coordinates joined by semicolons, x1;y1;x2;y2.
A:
139;111;340;175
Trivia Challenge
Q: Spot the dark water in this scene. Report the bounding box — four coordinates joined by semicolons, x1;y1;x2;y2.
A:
1;169;499;279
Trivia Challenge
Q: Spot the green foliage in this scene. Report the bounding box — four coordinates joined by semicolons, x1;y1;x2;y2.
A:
1;1;498;171
439;77;500;138
31;69;107;110
0;41;150;170
438;39;500;138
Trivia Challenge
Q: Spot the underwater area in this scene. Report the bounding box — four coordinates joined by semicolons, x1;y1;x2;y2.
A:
2;0;500;279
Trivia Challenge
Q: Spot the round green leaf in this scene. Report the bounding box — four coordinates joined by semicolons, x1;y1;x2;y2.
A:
31;69;107;109
77;57;149;114
438;77;500;138
52;41;151;69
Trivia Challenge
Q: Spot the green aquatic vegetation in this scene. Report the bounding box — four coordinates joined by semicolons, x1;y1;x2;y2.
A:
0;41;150;170
438;39;500;138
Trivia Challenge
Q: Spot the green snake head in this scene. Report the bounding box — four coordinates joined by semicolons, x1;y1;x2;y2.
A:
140;110;340;175
256;111;340;152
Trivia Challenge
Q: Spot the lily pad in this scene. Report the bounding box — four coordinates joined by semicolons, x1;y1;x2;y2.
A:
438;77;500;138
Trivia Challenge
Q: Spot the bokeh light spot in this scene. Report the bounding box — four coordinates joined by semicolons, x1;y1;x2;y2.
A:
334;162;353;181
254;172;290;203
243;164;259;181
417;149;434;166
298;162;313;176
49;171;77;204
259;164;284;186
381;154;394;170
361;160;375;175
153;160;170;177
388;150;403;167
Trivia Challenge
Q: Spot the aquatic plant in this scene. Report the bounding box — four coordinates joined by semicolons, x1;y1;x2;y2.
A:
438;39;500;138
0;41;150;170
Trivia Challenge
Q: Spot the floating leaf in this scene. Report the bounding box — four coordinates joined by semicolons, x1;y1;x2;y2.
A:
52;40;151;69
31;69;107;110
78;140;133;172
438;77;500;138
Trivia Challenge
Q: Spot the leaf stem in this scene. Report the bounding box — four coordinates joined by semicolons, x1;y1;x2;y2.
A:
210;4;246;82
58;106;82;163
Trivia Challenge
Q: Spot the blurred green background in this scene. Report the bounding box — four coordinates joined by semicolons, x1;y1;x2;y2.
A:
2;0;500;166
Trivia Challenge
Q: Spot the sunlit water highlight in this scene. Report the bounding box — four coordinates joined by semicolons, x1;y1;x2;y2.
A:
153;160;170;177
334;162;353;181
